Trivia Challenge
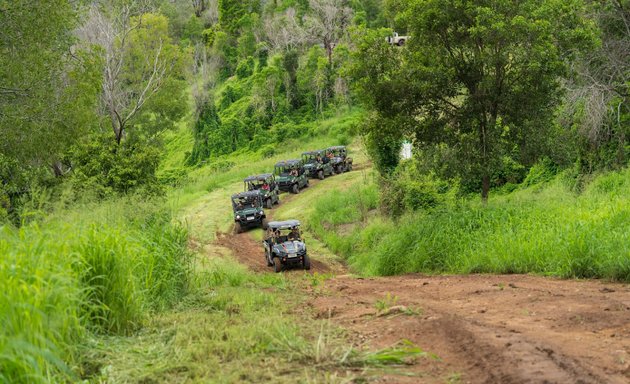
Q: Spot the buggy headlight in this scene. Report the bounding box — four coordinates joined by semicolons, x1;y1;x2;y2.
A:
236;215;241;219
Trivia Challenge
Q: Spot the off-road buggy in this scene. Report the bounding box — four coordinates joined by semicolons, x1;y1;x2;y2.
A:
274;159;309;194
262;220;311;272
301;150;335;180
244;173;280;209
231;191;268;234
326;146;353;173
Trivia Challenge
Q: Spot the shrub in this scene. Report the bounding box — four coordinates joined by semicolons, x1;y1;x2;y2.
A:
68;135;163;198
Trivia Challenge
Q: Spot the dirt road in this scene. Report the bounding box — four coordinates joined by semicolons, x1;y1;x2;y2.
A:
220;215;630;383
213;159;630;383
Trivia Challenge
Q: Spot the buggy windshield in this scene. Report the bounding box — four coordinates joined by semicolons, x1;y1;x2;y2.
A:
268;227;302;244
274;166;290;177
232;195;261;210
247;180;270;191
302;153;322;164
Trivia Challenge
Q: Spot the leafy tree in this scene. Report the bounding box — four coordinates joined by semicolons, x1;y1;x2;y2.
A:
1;1;101;213
188;99;222;165
82;8;189;145
354;1;594;201
218;0;261;34
68;134;163;197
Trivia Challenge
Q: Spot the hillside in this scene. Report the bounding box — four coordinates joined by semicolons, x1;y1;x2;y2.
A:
1;0;629;383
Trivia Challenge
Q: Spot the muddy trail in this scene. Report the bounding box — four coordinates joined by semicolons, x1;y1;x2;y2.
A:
214;170;630;383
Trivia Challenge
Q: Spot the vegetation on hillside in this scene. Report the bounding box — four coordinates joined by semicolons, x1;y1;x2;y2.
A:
309;166;630;280
1;0;628;382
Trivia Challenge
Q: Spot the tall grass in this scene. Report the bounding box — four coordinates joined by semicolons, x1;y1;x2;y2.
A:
310;168;630;281
0;198;192;383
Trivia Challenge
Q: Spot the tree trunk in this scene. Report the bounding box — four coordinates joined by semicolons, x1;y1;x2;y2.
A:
481;173;490;203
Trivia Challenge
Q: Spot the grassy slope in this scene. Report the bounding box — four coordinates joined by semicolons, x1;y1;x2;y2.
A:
0;198;191;383
309;167;630;280
82;111;423;383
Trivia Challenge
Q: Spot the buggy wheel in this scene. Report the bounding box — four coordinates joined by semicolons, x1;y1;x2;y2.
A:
305;179;310;187
265;249;273;267
292;184;299;194
318;170;325;180
265;198;272;209
233;222;242;234
348;163;353;171
274;196;280;205
262;218;269;230
273;257;283;273
303;255;311;270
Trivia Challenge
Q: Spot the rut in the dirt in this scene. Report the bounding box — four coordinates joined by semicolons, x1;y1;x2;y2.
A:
310;274;630;384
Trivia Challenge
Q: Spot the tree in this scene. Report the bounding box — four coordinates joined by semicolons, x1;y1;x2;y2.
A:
564;0;629;169
354;0;594;201
0;1;101;214
304;0;353;64
264;8;307;52
0;1;84;164
80;6;189;145
218;0;261;34
187;98;222;165
192;0;208;17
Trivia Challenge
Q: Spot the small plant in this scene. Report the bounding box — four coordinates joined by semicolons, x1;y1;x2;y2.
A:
375;293;398;312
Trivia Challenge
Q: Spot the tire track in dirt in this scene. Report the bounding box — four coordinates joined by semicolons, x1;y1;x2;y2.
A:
208;160;630;382
215;177;334;274
310;274;630;383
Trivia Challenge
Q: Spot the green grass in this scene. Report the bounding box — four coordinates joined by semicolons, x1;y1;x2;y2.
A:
0;198;192;383
309;167;630;281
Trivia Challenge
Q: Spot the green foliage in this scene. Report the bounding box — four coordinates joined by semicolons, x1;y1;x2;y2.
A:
380;161;459;217
218;0;261;34
310;168;630;281
353;1;596;199
0;199;192;382
235;56;255;78
188;99;222;165
522;158;558;187
68;135;163;197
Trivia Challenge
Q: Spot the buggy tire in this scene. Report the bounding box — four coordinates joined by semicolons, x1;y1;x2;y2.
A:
303;255;311;270
273;257;283;273
305;179;310;187
234;222;242;234
398;39;405;46
318;170;325;180
265;198;272;209
262;218;269;230
292;184;299;194
265;249;273;267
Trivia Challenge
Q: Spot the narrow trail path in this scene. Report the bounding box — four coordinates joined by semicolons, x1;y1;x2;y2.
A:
212;165;630;383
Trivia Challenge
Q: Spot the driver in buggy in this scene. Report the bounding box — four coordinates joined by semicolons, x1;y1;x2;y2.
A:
289;167;299;177
261;181;270;191
288;226;300;241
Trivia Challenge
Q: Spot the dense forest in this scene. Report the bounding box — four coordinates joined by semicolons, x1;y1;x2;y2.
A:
0;0;628;382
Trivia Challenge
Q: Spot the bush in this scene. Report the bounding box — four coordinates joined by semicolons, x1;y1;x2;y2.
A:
380;161;459;217
236;56;255;78
522;157;557;187
68;135;163;198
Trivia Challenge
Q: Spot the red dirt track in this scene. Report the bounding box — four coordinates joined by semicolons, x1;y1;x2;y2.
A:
214;165;630;383
217;223;630;383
